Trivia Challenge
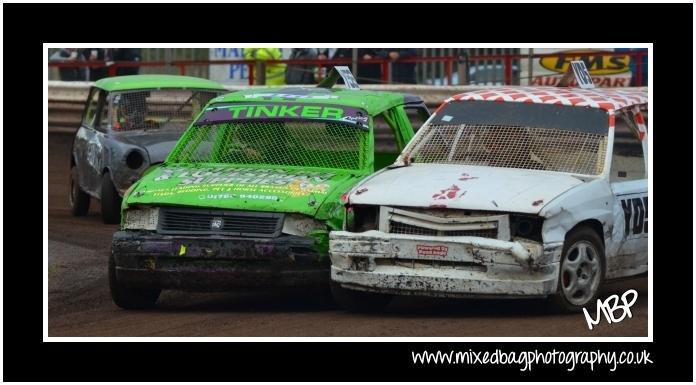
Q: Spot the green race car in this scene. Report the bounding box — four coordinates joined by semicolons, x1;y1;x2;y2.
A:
109;68;429;309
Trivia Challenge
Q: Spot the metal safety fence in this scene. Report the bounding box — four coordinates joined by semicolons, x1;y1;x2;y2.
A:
49;50;647;87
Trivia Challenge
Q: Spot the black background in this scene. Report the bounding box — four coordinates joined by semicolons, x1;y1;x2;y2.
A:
4;2;693;381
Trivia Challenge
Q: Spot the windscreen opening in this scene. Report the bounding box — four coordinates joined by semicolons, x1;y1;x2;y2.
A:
406;101;609;175
112;89;221;132
168;120;368;171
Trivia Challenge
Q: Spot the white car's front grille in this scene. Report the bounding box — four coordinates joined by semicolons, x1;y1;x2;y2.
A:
389;221;498;239
380;206;510;241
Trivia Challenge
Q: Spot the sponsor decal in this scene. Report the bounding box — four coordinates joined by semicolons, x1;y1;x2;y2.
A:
198;193;236;200
210;217;224;230
146;167;334;198
417;245;449;258
620;196;648;238
239;194;279;201
524;49;633;88
197;103;368;126
540;50;630;75
242;92;339;100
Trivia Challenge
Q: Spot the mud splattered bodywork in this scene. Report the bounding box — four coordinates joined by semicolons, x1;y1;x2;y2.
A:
330;87;648;300
112;230;326;290
111;78;429;294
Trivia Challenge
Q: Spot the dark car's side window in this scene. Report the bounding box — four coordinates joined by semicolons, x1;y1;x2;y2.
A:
82;88;100;128
96;92;109;129
82;88;108;130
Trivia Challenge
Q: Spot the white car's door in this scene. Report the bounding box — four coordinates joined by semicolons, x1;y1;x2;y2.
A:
607;109;648;278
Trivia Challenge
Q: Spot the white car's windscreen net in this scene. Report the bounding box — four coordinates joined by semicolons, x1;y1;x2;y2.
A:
408;124;607;175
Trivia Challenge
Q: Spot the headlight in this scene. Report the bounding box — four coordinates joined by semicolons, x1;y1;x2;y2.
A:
282;214;326;236
123;207;159;230
126;150;146;170
345;205;379;232
510;214;543;242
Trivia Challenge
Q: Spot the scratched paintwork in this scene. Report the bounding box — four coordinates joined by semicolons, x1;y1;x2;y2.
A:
331;88;648;300
71;76;227;198
111;73;431;293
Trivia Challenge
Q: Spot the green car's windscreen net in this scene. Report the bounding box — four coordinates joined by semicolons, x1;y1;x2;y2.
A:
169;120;368;170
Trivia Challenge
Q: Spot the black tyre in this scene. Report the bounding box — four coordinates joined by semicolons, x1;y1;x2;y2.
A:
101;171;122;224
330;281;392;313
550;226;605;312
109;253;161;310
69;166;90;216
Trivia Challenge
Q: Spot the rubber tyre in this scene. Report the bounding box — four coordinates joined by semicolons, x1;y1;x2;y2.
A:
101;172;122;224
330;281;392;313
549;226;605;312
69;166;90;216
109;253;161;310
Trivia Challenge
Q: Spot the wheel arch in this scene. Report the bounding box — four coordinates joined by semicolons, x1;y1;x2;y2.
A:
566;219;605;247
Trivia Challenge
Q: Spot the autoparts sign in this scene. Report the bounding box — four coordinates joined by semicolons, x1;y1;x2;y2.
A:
521;49;633;88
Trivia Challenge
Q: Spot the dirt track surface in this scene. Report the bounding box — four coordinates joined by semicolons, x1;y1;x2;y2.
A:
48;132;648;337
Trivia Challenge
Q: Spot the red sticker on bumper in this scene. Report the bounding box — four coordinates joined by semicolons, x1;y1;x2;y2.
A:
416;245;449;257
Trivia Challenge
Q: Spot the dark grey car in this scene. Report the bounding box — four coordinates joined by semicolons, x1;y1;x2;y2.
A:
69;75;227;223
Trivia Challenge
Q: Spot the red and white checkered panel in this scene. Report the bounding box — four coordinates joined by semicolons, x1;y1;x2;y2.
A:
451;87;648;113
632;105;648;141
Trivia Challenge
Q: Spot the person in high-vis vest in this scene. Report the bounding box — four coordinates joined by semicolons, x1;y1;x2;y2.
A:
244;48;287;86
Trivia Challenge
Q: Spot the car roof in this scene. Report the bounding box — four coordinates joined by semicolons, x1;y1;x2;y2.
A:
211;86;421;116
94;75;226;92
447;86;648;112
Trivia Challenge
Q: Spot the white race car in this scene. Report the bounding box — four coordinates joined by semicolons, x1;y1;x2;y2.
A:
329;86;648;312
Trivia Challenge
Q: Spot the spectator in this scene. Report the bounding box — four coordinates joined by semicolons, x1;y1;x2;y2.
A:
333;48;383;84
81;48;109;81
317;48;332;61
49;48;87;81
111;48;142;76
244;48;287;86
385;48;417;84
316;49;337;79
285;48;318;85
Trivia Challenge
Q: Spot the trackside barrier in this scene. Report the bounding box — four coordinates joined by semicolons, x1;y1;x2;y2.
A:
48;51;647;87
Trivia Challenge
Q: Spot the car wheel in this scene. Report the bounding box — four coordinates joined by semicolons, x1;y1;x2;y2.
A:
69;165;90;216
330;281;392;313
550;226;605;312
109;253;161;310
101;171;122;224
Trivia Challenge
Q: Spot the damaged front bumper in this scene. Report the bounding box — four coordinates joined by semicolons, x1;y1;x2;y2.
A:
112;230;329;291
329;230;562;298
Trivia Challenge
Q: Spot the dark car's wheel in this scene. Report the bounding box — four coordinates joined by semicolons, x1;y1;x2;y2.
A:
550;226;605;312
69;165;90;216
109;253;161;309
330;281;392;313
101;171;122;224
